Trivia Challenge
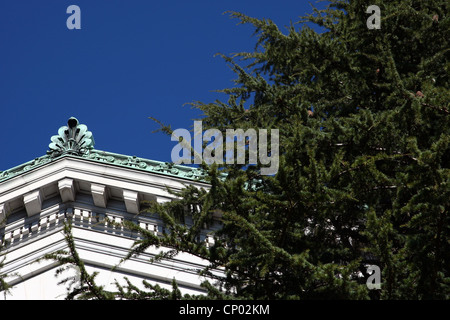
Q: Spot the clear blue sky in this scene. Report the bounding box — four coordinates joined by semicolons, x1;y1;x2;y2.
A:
0;0;326;171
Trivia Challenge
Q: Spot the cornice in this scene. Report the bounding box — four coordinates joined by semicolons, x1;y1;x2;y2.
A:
0;156;208;202
0;150;208;184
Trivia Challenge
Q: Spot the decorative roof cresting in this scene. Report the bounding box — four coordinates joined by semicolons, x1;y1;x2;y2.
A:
47;117;95;157
0;117;207;183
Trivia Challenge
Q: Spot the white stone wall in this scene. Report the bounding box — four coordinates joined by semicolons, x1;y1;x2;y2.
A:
0;156;220;300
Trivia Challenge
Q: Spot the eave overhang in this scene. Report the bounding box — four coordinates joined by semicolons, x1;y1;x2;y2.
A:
0;154;210;219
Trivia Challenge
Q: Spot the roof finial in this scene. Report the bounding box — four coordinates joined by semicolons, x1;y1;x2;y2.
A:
47;117;95;157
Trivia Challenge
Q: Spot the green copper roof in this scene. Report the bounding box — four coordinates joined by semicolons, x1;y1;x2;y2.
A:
0;117;207;183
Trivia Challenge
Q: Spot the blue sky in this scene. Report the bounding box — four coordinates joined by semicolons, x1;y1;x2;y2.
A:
0;0;326;171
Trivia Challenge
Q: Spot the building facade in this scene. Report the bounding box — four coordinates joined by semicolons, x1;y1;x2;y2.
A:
0;117;218;299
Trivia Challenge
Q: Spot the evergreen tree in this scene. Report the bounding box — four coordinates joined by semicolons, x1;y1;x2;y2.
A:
0;239;11;298
43;0;449;299
0;211;17;298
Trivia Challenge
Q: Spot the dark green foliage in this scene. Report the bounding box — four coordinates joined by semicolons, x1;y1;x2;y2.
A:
0;211;18;298
174;0;448;299
42;0;448;299
42;221;194;300
41;222;116;300
0;241;11;298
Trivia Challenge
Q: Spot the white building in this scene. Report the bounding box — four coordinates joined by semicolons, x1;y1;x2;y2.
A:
0;117;219;299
